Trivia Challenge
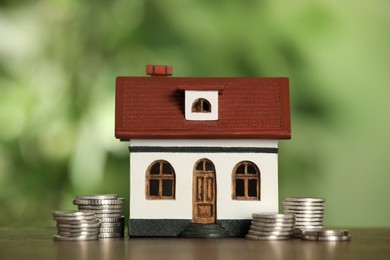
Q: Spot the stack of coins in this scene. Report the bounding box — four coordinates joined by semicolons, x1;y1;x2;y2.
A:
283;197;325;237
302;229;351;241
245;213;295;240
73;194;125;238
53;210;100;241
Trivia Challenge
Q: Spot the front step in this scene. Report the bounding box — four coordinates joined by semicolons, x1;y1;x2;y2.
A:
180;223;229;238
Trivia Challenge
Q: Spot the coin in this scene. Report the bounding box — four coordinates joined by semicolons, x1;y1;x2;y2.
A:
251;221;295;227
84;209;122;214
54;215;98;221
58;230;100;236
100;222;124;228
76;194;118;200
295;217;323;222
283;205;324;211
56;220;101;228
57;228;100;234
248;230;292;237
99;232;124;238
98;216;125;223
284;197;325;203
303;229;349;237
73;198;125;205
95;213;122;219
252;213;295;219
252;218;295;224
284;209;324;214
78;204;123;210
251;225;294;232
53;235;99;241
99;227;124;233
52;211;95;217
303;235;351;241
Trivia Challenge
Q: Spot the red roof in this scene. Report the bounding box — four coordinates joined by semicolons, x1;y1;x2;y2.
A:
115;73;291;140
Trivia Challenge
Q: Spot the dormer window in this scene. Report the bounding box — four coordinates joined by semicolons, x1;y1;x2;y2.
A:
192;98;211;113
184;90;219;121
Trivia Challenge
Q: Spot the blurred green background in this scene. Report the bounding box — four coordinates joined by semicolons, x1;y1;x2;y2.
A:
0;0;389;228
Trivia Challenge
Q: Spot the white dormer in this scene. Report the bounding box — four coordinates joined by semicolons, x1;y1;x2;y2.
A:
185;90;218;121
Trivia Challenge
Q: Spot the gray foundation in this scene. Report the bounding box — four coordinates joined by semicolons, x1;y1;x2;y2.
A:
128;219;251;237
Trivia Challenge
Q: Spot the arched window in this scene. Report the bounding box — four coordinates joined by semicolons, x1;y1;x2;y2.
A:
192;98;211;113
232;161;260;200
146;160;175;200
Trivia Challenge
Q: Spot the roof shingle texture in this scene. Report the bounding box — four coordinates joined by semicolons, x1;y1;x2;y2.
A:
115;76;290;140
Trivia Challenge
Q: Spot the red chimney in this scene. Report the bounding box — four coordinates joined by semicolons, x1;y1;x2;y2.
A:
146;65;172;76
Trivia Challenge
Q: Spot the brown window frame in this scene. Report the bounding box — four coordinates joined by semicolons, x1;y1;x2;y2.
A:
146;160;175;200
232;161;260;201
192;98;211;113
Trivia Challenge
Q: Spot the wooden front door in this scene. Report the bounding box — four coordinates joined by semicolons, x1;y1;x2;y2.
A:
193;159;216;224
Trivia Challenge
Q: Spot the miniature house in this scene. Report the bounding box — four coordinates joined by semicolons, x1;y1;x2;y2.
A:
115;65;291;237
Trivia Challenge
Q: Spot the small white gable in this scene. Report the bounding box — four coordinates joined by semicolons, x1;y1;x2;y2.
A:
185;90;218;121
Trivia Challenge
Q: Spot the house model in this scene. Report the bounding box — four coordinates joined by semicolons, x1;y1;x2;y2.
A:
115;65;291;237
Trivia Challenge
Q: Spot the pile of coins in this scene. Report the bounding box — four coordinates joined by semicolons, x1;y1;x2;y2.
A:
302;229;351;241
53;211;101;241
245;213;295;240
283;197;325;237
73;194;125;239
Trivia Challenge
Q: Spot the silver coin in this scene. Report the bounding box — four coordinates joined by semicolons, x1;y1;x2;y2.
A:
99;227;124;233
250;225;294;232
282;202;325;208
291;214;324;220
57;226;100;232
54;215;97;221
56;220;101;228
283;200;324;204
295;218;323;222
251;221;295;228
283;208;325;213
252;213;295;219
252;218;295;224
78;204;123;210
73;198;125;205
57;230;100;237
54;218;99;225
95;213;122;219
297;227;323;232
100;222;124;228
283;206;325;211
52;210;95;217
303;234;351;241
284;197;325;203
76;194;118;200
58;230;100;237
295;225;324;230
245;234;290;240
295;221;324;227
295;225;324;229
293;227;323;236
99;216;125;223
53;235;99;241
99;232;124;238
295;217;323;221
283;202;324;207
303;229;349;237
249;230;292;237
83;209;123;214
283;209;324;214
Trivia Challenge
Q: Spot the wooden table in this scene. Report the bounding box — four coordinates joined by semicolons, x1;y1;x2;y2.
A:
0;228;389;260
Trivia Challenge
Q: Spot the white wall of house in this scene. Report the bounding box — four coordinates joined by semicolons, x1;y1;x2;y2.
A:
129;139;279;220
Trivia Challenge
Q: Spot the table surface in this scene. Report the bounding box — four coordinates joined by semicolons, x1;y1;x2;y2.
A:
0;228;390;260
